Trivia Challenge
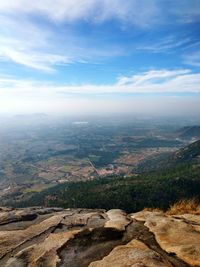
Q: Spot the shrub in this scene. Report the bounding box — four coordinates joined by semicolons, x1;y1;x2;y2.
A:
167;198;200;215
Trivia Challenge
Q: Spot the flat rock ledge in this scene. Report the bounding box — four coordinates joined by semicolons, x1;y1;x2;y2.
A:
0;207;198;267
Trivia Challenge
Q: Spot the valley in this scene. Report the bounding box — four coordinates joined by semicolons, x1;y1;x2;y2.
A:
0;115;199;207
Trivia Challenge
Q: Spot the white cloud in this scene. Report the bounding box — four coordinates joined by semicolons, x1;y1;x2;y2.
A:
0;69;200;114
0;69;199;98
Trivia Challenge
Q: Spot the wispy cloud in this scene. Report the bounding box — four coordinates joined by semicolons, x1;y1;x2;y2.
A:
0;1;199;72
183;51;200;67
0;14;124;72
170;0;200;23
1;47;70;73
0;0;160;26
1;0;199;25
0;15;71;72
0;68;200;115
137;36;191;53
114;69;200;94
117;69;191;86
0;69;200;99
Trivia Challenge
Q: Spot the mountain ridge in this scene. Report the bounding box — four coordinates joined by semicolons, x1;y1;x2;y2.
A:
136;139;200;172
177;126;200;139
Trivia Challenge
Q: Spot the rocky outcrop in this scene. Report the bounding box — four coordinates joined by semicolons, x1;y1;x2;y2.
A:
89;239;173;267
104;209;130;231
0;207;199;267
131;211;200;267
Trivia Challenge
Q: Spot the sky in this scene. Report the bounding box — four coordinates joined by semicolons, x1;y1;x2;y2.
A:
0;0;200;116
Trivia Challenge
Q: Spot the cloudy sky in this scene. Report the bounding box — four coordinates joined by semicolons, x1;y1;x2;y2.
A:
0;0;200;115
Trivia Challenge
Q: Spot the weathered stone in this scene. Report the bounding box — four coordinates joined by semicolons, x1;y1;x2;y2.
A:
12;230;82;267
0;214;64;258
132;211;200;266
0;207;199;267
131;210;164;222
62;211;107;228
89;239;173;267
105;209;130;231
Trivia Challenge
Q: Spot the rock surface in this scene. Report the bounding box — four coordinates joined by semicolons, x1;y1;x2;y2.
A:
89;239;173;267
131;211;200;267
0;207;199;267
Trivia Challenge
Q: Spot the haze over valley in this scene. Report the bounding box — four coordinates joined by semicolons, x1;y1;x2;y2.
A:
0;114;199;208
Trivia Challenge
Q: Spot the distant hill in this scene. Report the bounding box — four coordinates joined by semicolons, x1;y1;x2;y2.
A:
136;139;200;172
172;139;200;163
177;125;200;139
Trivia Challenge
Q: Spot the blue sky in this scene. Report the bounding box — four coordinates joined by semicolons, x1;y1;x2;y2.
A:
0;0;200;115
